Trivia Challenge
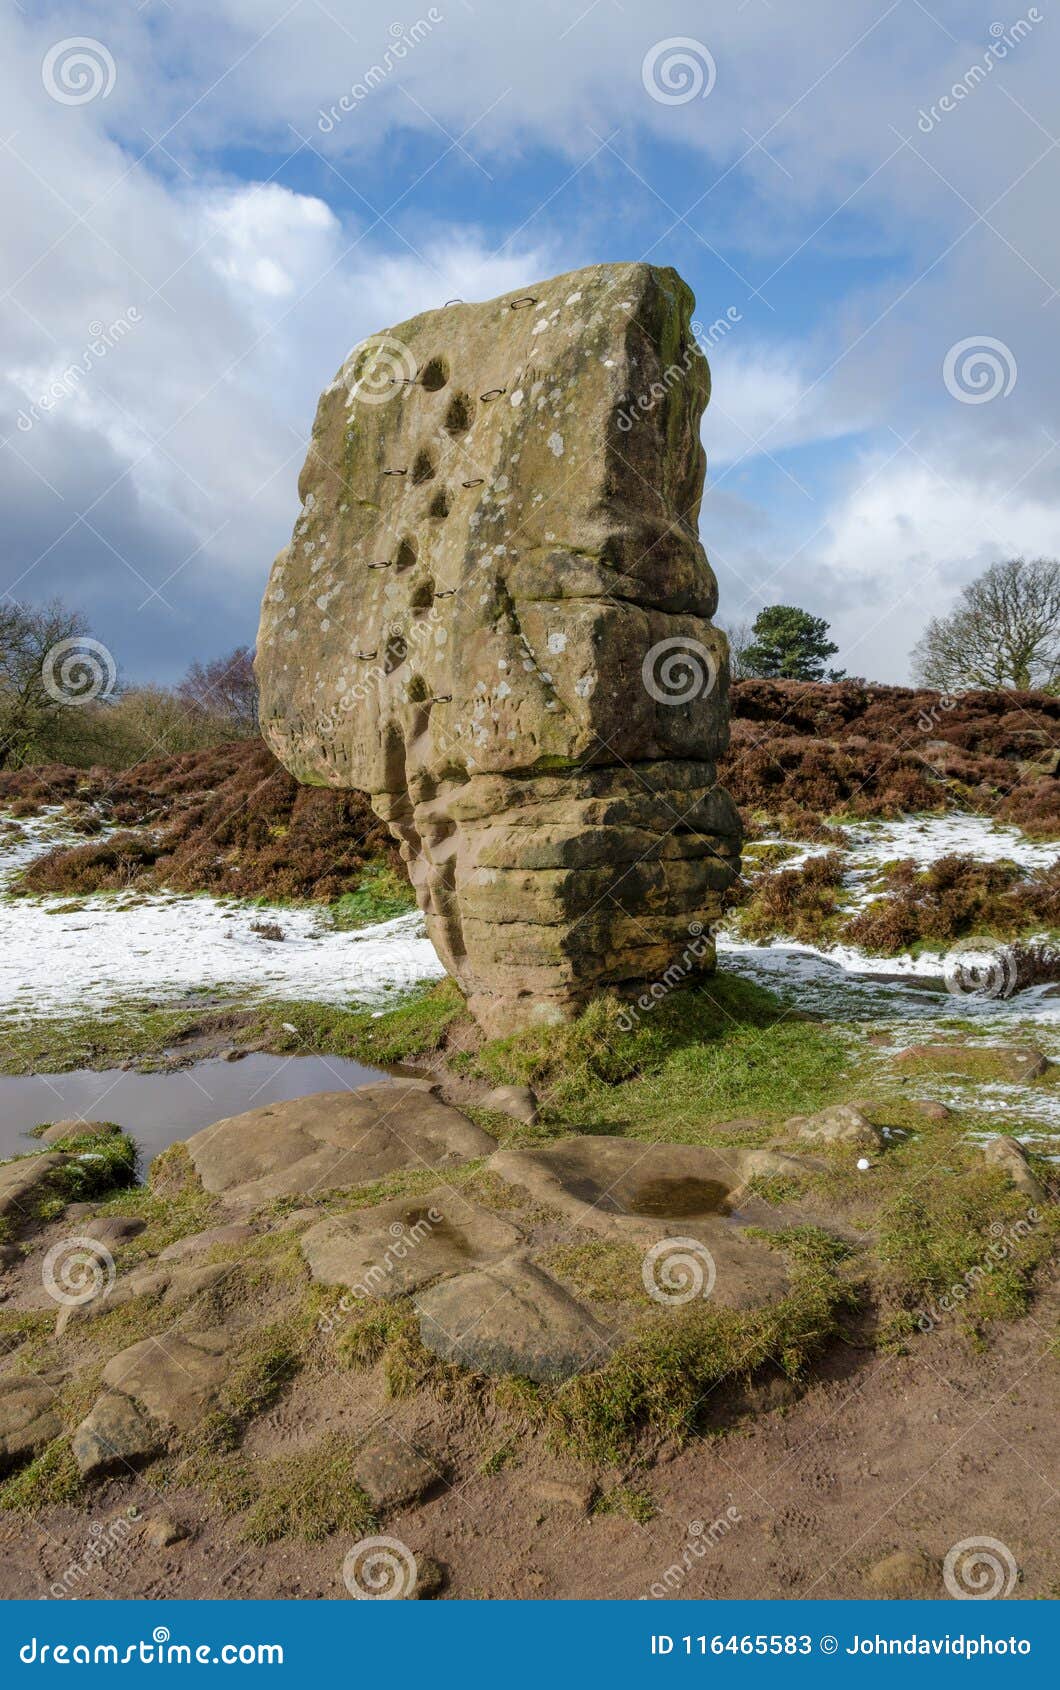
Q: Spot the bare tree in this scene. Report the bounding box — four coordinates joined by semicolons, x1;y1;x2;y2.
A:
176;645;258;735
913;558;1060;692
721;620;755;681
0;599;103;769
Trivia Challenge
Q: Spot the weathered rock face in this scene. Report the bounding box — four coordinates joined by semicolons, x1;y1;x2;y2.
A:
257;261;740;1032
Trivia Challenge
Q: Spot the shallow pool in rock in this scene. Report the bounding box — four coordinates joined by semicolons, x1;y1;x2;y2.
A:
0;1052;387;1167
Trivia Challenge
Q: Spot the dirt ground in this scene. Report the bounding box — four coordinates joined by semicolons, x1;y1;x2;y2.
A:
4;1270;1057;1603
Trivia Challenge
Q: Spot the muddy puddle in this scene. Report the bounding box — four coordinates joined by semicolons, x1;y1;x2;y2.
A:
620;1175;733;1218
0;1052;387;1168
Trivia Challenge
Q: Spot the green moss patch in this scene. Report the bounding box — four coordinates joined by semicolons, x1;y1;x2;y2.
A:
329;865;417;929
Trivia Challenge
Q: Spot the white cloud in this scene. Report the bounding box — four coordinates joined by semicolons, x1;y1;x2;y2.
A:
197;182;339;301
0;7;552;676
705;340;871;467
4;0;1060;685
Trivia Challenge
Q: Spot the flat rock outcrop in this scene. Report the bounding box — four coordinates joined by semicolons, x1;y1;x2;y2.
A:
0;1377;62;1474
183;1083;496;1204
302;1186;521;1299
416;1253;619;1384
72;1330;232;1479
257;261;740;1033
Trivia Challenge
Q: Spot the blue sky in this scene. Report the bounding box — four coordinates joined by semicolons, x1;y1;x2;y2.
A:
2;0;1058;683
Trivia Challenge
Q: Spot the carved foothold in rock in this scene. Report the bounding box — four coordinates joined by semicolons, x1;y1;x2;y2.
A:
487;1136;806;1309
531;1477;595;1512
184;1084;495;1204
256;262;740;1034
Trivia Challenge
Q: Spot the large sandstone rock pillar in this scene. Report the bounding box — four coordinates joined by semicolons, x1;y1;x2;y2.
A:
256;262;741;1034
